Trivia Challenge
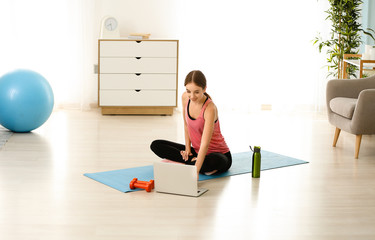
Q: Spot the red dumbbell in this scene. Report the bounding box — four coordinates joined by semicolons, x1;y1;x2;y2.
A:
129;178;155;192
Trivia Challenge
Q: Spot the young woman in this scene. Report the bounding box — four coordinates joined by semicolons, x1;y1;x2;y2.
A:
150;70;232;179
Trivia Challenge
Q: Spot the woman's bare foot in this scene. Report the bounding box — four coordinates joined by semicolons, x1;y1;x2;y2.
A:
204;170;218;175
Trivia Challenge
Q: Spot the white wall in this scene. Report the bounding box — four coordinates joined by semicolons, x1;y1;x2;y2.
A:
95;0;180;39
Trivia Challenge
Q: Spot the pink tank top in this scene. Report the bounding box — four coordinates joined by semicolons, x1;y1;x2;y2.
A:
185;98;230;154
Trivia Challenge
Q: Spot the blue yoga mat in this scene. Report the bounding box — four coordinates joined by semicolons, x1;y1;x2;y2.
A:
84;150;308;193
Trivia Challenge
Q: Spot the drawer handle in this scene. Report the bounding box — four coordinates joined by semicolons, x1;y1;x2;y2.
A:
135;89;141;92
136;41;142;43
135;57;141;60
135;73;141;76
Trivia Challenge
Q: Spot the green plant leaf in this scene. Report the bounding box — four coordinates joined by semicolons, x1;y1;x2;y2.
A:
314;0;368;79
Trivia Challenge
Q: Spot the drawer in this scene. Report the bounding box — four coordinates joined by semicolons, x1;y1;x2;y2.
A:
100;57;177;73
100;90;176;106
100;74;176;90
100;40;178;58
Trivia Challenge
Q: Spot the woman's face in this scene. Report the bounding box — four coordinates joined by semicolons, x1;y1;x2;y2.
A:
185;82;206;103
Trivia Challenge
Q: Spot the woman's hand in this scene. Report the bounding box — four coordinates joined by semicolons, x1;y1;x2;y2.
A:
180;150;192;161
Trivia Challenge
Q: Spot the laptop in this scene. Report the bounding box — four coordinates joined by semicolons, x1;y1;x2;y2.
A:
153;161;208;197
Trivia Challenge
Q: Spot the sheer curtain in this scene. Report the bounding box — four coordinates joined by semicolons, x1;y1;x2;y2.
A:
177;0;330;112
0;0;97;110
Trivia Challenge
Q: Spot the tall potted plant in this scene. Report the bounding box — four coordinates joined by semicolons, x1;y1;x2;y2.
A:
314;0;375;79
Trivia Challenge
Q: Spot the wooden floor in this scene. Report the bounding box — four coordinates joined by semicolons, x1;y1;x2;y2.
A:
1;108;374;240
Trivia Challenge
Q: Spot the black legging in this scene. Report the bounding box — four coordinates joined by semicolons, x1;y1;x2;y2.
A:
150;139;232;174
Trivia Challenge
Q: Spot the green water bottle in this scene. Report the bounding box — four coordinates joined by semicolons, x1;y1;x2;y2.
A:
251;146;261;178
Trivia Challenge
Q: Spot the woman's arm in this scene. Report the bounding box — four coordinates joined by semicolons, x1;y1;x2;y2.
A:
181;92;192;161
194;102;217;175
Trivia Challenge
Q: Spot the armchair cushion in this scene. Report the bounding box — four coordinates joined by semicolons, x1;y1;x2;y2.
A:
329;97;357;119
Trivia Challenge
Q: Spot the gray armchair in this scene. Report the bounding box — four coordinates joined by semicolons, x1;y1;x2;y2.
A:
326;74;375;158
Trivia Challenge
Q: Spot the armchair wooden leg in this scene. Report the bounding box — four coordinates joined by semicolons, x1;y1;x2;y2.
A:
355;135;362;159
333;128;341;147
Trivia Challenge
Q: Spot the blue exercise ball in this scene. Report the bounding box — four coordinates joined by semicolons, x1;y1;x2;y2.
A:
0;69;54;132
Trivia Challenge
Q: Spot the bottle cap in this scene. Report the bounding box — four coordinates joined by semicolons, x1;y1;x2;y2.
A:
254;146;261;152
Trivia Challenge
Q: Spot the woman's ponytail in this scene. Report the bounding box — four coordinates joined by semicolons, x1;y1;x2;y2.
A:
204;92;211;99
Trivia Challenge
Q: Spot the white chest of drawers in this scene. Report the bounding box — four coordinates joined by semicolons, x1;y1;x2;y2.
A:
98;39;179;115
